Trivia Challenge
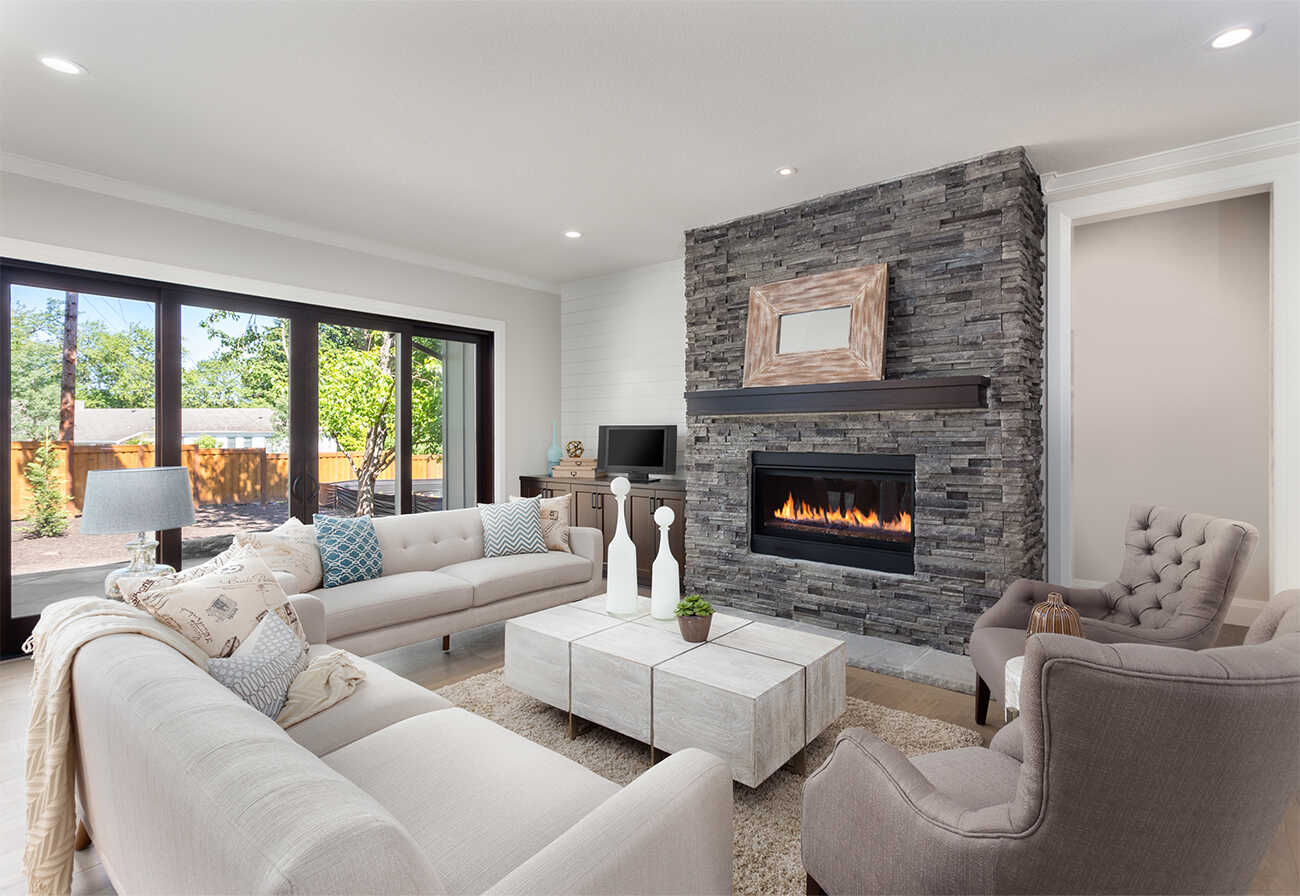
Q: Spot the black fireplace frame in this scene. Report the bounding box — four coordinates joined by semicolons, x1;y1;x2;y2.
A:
750;451;916;574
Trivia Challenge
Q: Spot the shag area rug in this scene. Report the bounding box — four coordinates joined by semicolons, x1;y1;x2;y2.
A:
437;669;982;896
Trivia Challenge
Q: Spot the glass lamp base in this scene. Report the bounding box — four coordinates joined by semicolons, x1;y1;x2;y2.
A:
104;536;174;600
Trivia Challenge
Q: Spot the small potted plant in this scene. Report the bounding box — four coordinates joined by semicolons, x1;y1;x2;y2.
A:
674;595;715;642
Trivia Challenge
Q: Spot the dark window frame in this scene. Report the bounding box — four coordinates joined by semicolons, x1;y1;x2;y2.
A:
1;258;493;655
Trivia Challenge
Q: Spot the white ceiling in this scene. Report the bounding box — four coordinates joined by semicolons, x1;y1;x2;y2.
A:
1;1;1296;289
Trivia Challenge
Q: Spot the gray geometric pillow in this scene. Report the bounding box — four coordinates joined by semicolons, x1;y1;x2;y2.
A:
478;498;548;558
209;611;309;718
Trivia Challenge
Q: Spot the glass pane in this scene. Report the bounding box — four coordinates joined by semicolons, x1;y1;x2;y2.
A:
412;336;477;511
317;324;399;518
8;284;155;613
180;307;290;564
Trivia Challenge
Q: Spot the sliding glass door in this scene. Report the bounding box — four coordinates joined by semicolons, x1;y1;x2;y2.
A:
180;305;293;562
1;259;492;655
5;277;158;627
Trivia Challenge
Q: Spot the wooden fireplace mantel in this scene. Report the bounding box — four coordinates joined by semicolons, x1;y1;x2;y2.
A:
684;375;989;416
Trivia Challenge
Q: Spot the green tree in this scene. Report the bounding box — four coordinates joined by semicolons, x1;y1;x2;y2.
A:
23;434;70;537
8;303;62;440
192;434;222;449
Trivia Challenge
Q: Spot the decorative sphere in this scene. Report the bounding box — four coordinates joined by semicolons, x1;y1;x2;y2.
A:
565;440;584;458
654;504;675;527
610;476;630;497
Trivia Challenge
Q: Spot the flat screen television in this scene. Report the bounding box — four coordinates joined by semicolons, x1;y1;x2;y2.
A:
597;425;677;482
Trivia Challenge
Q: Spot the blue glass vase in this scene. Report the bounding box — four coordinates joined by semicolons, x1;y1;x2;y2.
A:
546;421;563;474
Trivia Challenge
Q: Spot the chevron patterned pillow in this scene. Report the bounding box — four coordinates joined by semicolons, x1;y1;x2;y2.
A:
478;497;548;558
313;514;384;588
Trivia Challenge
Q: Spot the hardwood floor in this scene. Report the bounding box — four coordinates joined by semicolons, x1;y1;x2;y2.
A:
0;621;1294;895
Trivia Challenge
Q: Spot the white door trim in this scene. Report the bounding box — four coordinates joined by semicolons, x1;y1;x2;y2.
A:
1045;147;1299;622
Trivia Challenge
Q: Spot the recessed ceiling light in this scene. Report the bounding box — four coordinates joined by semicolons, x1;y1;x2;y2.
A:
775;166;798;177
40;56;85;75
564;230;582;239
1210;26;1254;49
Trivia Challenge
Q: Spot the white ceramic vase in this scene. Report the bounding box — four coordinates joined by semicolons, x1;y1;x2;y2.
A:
604;477;640;617
650;504;680;619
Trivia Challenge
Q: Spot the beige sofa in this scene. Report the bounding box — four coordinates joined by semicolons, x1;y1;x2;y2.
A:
71;602;734;894
285;508;605;656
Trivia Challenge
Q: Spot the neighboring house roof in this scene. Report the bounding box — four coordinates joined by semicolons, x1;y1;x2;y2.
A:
70;403;275;443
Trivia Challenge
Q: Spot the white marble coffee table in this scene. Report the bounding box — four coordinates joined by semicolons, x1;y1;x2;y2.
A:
504;596;846;787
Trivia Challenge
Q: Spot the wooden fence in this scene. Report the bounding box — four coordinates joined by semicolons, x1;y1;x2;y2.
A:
8;441;443;520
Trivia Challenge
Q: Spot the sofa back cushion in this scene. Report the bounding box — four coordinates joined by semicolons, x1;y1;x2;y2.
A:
372;507;486;575
71;633;445;894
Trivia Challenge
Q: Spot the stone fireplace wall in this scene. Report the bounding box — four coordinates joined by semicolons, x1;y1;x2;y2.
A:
684;148;1046;653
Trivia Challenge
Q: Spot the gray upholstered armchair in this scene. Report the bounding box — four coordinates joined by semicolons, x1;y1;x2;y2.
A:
971;504;1258;723
802;591;1300;895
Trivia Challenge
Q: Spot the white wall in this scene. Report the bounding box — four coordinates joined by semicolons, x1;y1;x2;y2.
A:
1070;194;1271;602
560;259;686;470
0;171;561;498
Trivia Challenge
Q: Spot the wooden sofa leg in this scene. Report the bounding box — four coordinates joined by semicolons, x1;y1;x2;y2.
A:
975;674;990;725
74;820;91;851
442;635;450;652
806;873;826;895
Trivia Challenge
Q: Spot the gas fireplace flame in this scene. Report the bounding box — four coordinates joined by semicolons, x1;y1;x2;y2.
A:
774;492;912;534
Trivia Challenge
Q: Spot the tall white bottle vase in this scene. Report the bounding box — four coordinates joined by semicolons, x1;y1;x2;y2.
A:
604;477;640;617
650;505;680;620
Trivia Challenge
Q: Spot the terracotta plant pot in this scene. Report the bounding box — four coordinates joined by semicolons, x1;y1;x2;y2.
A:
678;614;713;643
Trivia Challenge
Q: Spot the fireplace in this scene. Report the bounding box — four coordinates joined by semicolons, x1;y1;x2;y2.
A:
751;452;915;574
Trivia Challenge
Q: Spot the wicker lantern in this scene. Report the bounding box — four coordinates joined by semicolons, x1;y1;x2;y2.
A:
1026;592;1083;638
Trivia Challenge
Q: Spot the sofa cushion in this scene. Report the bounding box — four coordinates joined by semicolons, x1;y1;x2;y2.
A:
373;507;485;575
439;552;593;606
314;571;473;638
284;645;453;755
910;746;1022;811
323;708;618;894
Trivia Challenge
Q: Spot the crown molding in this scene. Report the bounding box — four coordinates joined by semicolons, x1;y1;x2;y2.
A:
1041;122;1299;200
0;152;559;294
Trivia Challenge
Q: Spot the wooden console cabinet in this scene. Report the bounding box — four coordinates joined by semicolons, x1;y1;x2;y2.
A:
518;475;685;586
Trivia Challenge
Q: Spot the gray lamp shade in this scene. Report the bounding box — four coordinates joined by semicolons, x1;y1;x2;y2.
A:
80;467;196;535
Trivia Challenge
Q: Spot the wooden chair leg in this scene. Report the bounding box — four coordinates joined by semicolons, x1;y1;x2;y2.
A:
806;873;827;895
74;820;91;851
442;635;450;652
975;674;990;725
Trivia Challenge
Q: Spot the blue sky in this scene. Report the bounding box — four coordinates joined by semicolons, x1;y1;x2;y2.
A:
11;285;280;368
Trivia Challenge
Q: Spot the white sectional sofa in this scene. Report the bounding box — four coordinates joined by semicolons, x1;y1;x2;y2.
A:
287;507;605;656
70;602;735;894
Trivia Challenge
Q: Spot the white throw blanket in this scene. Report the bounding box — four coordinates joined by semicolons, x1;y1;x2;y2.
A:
22;598;209;896
23;598;367;895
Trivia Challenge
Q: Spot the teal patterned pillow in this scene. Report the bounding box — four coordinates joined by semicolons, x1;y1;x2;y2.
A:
313;514;384;588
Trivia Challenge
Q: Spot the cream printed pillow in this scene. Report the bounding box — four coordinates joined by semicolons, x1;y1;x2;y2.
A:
234;517;324;595
116;544;235;603
510;493;572;552
123;547;306;658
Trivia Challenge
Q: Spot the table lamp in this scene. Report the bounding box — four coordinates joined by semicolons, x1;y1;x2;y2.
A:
80;466;196;599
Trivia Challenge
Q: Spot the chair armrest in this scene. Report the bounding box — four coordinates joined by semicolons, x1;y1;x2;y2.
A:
976;578;1107;631
802;728;1014;894
289;594;326;645
486;748;732;895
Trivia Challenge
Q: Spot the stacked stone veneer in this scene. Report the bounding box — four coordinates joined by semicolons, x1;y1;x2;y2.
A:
684;148;1046;653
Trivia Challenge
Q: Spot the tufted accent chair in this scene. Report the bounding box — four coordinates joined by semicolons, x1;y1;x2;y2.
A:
969;504;1259;723
803;591;1299;895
